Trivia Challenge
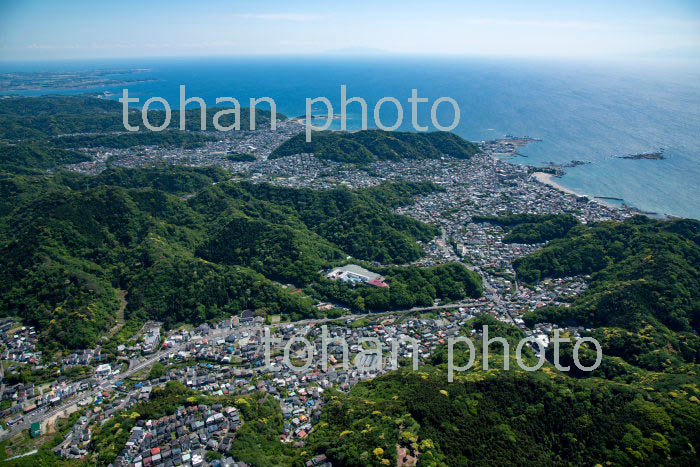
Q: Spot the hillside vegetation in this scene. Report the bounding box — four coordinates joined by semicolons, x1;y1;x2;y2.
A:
269;130;480;163
50;130;216;149
515;216;700;371
308;367;700;466
0;155;482;350
304;316;700;466
0;95;282;140
473;213;580;244
2;96;699;466
0;143;90;173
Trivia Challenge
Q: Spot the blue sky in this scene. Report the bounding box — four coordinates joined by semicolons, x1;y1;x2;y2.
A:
1;0;699;60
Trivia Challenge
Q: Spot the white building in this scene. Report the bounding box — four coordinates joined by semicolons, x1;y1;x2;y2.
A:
95;363;112;377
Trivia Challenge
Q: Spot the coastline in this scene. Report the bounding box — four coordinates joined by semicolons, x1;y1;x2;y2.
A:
529;170;662;217
488;137;688;219
530;171;586;198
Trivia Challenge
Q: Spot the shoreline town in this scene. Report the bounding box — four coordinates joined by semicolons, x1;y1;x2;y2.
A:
0;122;660;466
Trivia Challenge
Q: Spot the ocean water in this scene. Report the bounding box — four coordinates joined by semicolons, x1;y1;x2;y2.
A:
2;56;699;218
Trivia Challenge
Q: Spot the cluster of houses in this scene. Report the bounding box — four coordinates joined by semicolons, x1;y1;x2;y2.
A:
34;294;590;465
61;348;102;368
66;120;303;176
55;415;91;458
459;222;541;270
0;319;40;364
55;388;149;459
112;404;244;467
21;379;89;412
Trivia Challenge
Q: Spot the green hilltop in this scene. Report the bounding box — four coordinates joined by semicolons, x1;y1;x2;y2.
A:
1;95;699;466
515;215;700;372
0;159;483;351
269;129;480;163
301;315;700;466
0;95;282;140
472;213;580;244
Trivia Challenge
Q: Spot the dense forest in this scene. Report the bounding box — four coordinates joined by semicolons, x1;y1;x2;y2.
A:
226;152;257;162
472;213;579;244
515;216;700;371
305;316;700;466
0;95;282;140
50;130;216;149
58;165;232;194
269;130;480;163
0;143;90;173
308;366;700;466
309;262;482;313
193;181;442;267
0;151;470;350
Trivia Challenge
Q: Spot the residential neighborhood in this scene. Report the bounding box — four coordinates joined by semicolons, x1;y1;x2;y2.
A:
0;128;639;466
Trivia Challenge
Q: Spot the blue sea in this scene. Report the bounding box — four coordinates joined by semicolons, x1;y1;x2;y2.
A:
2;56;699;218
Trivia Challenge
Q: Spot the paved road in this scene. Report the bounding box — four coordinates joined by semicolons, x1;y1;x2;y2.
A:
1;301;476;440
0;342;185;441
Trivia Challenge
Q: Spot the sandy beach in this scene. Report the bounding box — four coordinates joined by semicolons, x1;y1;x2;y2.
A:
531;172;585;197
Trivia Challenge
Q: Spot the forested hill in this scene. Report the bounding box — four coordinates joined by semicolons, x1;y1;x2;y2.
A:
473;213;580;244
515;215;700;371
305;316;700;466
0;162;484;351
0;143;91;173
307;366;700;465
269;129;480;163
0;95;284;140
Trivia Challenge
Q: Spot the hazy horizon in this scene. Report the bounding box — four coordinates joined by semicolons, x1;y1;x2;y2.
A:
1;0;699;62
